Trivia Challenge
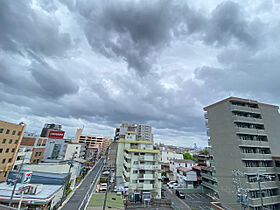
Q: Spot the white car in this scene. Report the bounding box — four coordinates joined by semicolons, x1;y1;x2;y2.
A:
99;183;108;192
167;181;176;187
169;183;178;189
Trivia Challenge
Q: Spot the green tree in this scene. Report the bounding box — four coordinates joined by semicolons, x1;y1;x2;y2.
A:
183;152;197;162
199;149;209;155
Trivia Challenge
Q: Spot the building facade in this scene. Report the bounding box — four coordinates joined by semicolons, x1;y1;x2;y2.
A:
21;134;47;164
116;123;161;199
204;97;280;210
0;120;26;182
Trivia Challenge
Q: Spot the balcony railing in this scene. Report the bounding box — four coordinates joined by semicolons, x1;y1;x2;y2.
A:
249;195;280;207
231;104;261;113
238;140;270;147
241;153;272;160
138;174;154;179
245;167;275;173
235;127;266;135
138;165;160;170
232;116;263;124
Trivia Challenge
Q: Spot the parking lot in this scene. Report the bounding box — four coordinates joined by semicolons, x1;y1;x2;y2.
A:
183;193;212;210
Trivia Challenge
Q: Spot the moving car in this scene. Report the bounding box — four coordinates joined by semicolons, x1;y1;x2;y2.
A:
176;190;185;199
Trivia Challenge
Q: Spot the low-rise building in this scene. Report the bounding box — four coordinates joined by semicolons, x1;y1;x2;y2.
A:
13;147;32;170
161;150;183;163
176;167;197;188
169;159;195;181
21;134;48;164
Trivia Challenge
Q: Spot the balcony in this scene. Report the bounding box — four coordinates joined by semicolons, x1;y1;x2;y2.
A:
249;195;280;207
143;184;153;190
123;160;131;168
201;172;217;182
238;140;270;148
138;174;154;180
247;181;279;189
139;155;154;161
241;153;272;160
233;116;263;124
201;182;218;192
231;104;261;114
245;167;275;173
138;165;160;170
235;127;266;135
204;113;208;119
124;152;131;159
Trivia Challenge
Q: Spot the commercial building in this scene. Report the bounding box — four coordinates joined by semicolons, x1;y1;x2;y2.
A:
0;120;26;182
204;97;280;210
40;123;65;138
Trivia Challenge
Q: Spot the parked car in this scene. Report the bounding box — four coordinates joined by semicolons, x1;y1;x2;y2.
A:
167;181;176;187
169;183;178;189
161;176;169;183
99;183;108;192
102;171;110;175
176;190;185;199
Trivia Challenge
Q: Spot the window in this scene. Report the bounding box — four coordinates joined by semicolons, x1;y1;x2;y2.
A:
33;160;36;163
2;139;6;143
6;129;10;134
17;131;21;136
38;152;42;156
12;130;16;135
2;159;6;164
11;148;15;153
5;148;9;153
37;159;39;163
8;158;12;163
133;161;138;165
134;153;139;156
140;153;145;155
35;152;38;157
14;140;18;144
9;139;12;144
0;149;2;153
0;129;3;133
133;170;138;174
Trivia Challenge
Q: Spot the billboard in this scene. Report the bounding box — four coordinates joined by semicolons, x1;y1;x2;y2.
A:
48;131;65;139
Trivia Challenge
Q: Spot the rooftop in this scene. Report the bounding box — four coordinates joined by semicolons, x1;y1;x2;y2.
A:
170;159;194;164
203;96;279;110
0;183;62;204
176;166;192;172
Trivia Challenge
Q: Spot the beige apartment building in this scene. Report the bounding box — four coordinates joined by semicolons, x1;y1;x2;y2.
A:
0;120;26;182
74;129;110;156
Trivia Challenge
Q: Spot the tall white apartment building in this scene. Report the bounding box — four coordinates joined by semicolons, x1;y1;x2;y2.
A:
116;123;161;200
204;97;280;210
137;124;153;142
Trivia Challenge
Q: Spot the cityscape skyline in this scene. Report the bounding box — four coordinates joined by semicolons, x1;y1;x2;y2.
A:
1;0;280;147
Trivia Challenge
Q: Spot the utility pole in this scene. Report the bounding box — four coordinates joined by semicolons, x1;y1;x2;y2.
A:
232;170;248;210
103;148;109;210
9;155;26;206
256;170;265;210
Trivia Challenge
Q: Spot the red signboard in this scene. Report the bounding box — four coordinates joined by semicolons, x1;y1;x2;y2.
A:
48;131;65;139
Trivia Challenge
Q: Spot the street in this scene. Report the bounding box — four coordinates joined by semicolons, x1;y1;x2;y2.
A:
163;185;192;210
61;157;105;210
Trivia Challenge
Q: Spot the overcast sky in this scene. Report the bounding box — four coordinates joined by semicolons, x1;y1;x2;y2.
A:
1;0;280;147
